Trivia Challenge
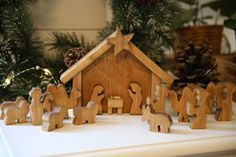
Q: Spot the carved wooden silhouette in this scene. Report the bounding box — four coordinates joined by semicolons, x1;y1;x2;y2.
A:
142;97;172;133
4;100;30;125
107;96;123;115
215;82;236;121
0;96;25;120
29;87;54;125
169;86;195;122
152;84;170;112
73;101;97;125
187;88;209;129
42;105;67;131
128;83;142;115
205;82;217;113
46;84;81;118
90;85;104;114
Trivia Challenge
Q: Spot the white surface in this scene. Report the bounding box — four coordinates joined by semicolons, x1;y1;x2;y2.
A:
0;104;236;157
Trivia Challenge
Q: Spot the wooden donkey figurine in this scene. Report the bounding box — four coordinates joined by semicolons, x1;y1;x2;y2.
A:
128;83;142;115
142;97;172;133
169;86;194;122
73;101;97;125
187;88;209;129
0;96;25;120
152;84;170;112
90;85;104;114
215;82;236;121
42;105;67;131
29;87;54;125
4;100;30;125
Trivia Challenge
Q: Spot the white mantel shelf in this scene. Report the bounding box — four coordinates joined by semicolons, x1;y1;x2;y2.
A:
1;103;236;157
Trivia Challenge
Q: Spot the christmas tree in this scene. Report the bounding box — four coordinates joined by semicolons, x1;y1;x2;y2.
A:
0;0;56;101
172;42;219;91
98;0;179;65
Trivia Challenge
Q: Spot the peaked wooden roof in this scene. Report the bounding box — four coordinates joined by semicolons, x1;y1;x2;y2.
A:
60;29;173;85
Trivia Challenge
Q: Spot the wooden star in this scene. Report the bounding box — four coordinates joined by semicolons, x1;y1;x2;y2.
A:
107;28;134;56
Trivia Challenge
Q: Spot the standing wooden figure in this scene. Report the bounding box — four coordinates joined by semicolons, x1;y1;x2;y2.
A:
205;82;216;114
142;97;172;133
187;88;209;129
73;101;97;125
128;83;142;115
0;96;25;120
42;105;67;131
29;88;54;125
152;84;170;112
4;100;30;125
90;85;104;114
215;82;236;121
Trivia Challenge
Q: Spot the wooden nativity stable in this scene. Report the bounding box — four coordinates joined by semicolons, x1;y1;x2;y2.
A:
60;29;173;113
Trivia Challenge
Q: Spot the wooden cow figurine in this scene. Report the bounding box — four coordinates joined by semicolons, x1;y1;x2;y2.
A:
29;87;54;125
73;101;97;125
142;97;172;133
215;82;236;121
42;105;67;131
0;96;25;119
90;85;104;114
187;88;209;129
152;84;170;112
46;84;81;118
169;86;194;122
4;100;30;125
128;83;142;115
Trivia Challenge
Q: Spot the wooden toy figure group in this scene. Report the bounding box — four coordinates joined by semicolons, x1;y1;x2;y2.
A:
0;81;235;133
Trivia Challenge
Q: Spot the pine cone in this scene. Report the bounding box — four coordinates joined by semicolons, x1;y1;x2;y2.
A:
64;47;87;68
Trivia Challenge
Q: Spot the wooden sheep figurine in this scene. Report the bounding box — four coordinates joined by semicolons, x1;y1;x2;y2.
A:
4;100;30;125
73;101;97;125
215;82;236;121
152;84;170;112
187;88;209;129
46;84;81;118
142;97;172;133
42;105;67;131
0;96;25;120
128;83;142;115
29;87;54;125
90;85;105;114
107;96;123;115
169;86;194;122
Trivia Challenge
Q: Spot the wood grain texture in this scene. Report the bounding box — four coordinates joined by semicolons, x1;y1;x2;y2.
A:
73;73;82;105
82;48;151;113
128;83;142;115
151;74;161;100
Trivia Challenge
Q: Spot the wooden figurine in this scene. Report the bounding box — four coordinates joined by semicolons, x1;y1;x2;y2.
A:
142;97;172;133
0;96;25;120
42;105;67;131
152;84;170;112
187;88;209;129
215;82;236;121
59;29;173;114
4;100;30;125
205;82;217;113
128;83;142;115
107;96;124;115
90;85;105;114
46;84;81;118
73;101;97;125
169;86;195;122
29;87;54;125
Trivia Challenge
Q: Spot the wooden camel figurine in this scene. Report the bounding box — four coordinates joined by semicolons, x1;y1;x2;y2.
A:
42;105;67;131
4;100;30;125
128;83;142;115
187;88;209;129
73;101;97;125
152;84;170;112
90;85;104;114
215;82;236;121
169;86;194;122
29;87;54;125
142;97;172;133
46;84;81;118
0;96;25;120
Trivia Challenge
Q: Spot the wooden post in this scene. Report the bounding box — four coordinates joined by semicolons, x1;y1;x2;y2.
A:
73;73;82;106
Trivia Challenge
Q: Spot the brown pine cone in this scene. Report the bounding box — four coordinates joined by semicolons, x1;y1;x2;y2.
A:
64;47;87;68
